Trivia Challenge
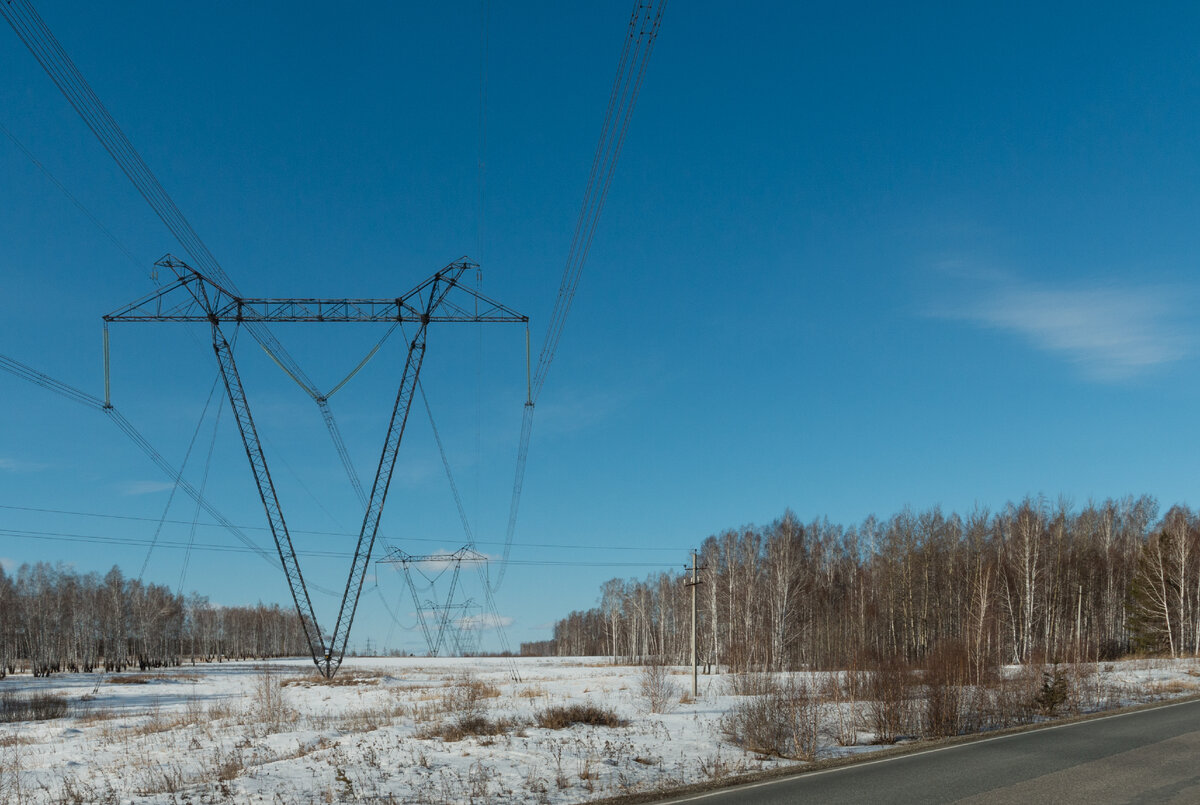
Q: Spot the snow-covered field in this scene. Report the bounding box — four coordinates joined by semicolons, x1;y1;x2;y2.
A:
2;655;1199;804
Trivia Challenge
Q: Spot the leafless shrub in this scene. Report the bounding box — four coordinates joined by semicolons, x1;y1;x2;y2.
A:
861;655;915;743
724;671;777;697
1151;677;1199;696
445;671;492;726
819;672;859;746
106;672;202;686
523;762;549;800
987;663;1040;727
921;640;972;738
534;702;627;729
720;676;821;759
0;690;68;723
639;657;679;714
783;677;821;759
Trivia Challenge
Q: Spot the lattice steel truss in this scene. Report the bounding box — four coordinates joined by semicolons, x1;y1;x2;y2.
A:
106;255;527;677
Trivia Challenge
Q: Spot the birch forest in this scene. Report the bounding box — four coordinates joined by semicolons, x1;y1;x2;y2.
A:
0;562;312;676
531;496;1200;670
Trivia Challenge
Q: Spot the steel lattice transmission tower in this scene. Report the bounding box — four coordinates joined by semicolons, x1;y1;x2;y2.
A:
105;255;527;677
378;546;495;657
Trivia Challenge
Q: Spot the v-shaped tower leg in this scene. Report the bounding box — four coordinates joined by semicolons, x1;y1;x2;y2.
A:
322;270;466;676
208;320;326;667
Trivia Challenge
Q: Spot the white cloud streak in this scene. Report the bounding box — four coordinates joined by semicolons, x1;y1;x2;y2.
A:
944;278;1192;381
120;480;178;496
0;457;49;472
456;613;514;631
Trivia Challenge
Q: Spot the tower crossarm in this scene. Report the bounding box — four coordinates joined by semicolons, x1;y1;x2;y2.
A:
104;255;527;324
102;254;524;678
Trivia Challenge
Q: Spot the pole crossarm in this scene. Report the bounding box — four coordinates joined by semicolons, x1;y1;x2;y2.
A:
103;255;528;325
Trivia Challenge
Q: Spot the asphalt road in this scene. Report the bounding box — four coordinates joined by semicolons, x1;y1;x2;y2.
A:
657;698;1200;804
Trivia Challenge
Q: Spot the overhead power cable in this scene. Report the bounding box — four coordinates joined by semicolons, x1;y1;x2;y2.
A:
0;502;689;553
0;351;349;594
0;0;365;509
139;372;222;579
0;527;676;568
0;117;142;272
495;0;666;590
178;390;224;597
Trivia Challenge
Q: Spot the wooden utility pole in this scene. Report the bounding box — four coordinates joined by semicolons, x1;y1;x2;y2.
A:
686;550;704;697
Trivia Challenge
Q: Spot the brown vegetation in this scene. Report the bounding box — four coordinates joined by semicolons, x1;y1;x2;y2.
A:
534;703;626;729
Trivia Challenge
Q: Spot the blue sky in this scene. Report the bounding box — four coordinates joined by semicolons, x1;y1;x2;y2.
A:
3;1;1200;654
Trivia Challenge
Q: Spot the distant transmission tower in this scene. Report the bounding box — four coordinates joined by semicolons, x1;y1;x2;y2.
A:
378;546;502;658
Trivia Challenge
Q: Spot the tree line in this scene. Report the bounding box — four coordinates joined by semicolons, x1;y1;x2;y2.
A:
528;496;1200;670
0;562;312;676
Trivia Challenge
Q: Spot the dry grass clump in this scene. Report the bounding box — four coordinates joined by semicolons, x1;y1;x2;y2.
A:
282;668;388;688
0;742;24;804
247;666;298;733
305;704;399;733
413;671;513;742
534;702;627;730
108;675;153;685
456;677;501;699
415;714;517;742
210;746;245;781
75;702;120;724
109;672;199;685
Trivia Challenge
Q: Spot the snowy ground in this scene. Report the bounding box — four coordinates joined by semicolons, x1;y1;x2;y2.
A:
1;655;1199;804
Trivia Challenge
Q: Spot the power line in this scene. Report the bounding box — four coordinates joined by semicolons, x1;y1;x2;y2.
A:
496;0;667;590
0;0;366;510
0;117;143;272
0;526;677;568
0;503;689;553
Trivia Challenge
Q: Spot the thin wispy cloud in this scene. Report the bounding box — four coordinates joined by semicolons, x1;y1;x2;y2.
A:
120;480;178;496
0;457;49;473
534;386;637;437
940;276;1192;381
456;613;514;631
